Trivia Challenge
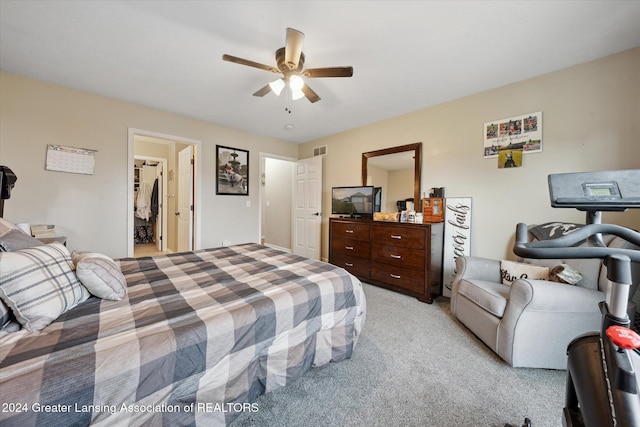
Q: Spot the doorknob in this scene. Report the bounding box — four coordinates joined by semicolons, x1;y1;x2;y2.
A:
175;212;180;216
313;212;320;216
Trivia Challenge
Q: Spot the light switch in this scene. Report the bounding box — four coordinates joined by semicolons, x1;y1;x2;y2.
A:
246;200;251;208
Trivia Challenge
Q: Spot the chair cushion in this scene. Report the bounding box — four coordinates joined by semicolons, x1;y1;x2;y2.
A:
457;279;510;318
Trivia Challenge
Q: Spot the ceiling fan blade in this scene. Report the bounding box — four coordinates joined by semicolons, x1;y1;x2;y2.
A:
252;84;272;97
284;28;304;70
222;54;278;73
303;67;354;78
301;84;321;103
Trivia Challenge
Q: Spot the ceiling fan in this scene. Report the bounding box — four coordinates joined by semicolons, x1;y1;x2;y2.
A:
222;28;353;103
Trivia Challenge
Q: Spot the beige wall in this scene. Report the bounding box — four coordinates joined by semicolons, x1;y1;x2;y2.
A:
1;49;638;261
300;48;640;261
0;71;298;258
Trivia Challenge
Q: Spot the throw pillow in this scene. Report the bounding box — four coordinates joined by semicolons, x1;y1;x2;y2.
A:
72;251;127;300
501;260;550;286
0;298;12;330
0;229;44;252
550;264;583;285
0;243;90;331
0;218;20;236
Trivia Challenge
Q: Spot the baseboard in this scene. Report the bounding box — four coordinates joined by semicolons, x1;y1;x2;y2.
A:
264;243;292;253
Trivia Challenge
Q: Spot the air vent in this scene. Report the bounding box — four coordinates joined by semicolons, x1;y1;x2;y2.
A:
313;145;327;157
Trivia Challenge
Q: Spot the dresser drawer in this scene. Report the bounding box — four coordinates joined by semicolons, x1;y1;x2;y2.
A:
370;265;424;294
371;225;425;249
372;244;425;270
331;221;370;243
330;254;370;279
331;237;370;259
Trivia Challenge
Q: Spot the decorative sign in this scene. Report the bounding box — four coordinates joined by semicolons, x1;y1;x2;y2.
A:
484;111;542;158
45;144;97;175
442;197;472;298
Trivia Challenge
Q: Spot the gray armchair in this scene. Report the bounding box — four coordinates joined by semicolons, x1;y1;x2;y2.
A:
450;235;639;370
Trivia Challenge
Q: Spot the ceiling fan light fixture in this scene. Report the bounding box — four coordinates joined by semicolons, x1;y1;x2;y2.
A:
269;78;285;96
223;28;353;104
291;89;305;100
289;75;304;91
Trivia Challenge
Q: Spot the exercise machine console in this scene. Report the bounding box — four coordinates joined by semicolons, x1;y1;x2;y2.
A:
513;169;640;427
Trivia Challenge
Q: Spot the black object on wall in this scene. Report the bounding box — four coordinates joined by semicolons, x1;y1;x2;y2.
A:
0;166;17;218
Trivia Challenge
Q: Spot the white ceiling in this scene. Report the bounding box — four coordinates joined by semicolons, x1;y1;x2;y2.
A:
1;1;639;144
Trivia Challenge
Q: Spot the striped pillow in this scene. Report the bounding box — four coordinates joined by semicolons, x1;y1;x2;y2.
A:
0;298;12;330
0;243;90;331
72;252;127;300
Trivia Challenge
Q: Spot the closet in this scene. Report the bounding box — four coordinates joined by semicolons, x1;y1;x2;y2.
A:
134;160;161;248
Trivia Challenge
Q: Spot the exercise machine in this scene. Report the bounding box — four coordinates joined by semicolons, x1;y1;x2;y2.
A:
512;169;640;426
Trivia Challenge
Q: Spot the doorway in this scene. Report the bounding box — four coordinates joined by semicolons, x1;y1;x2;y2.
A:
260;154;295;252
133;156;167;257
260;154;323;260
127;129;201;257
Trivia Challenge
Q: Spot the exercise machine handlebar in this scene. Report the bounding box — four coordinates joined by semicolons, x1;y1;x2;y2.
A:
513;222;640;263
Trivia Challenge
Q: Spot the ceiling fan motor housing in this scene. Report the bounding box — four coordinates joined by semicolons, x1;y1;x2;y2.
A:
276;47;305;74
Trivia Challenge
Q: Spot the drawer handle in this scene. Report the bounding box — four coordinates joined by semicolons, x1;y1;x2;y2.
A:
345;262;354;267
345;229;354;234
390;274;402;279
345;246;354;250
390;254;402;259
391;235;402;239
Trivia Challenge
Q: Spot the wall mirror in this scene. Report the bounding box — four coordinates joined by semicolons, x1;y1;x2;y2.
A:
362;142;421;213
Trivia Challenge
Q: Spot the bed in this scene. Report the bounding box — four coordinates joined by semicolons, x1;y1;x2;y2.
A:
0;235;366;426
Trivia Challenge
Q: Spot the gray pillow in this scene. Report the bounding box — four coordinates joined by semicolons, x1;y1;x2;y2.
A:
0;229;44;252
0;298;13;330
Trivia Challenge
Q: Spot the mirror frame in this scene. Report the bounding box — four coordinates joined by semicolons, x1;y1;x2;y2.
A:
362;142;422;208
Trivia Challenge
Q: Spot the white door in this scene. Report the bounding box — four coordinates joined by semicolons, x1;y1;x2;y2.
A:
293;156;322;259
178;146;193;252
154;162;164;251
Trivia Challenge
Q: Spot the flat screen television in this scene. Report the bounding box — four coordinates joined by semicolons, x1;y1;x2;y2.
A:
331;186;374;218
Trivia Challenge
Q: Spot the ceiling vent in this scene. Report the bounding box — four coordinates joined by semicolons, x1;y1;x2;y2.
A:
313;145;327;157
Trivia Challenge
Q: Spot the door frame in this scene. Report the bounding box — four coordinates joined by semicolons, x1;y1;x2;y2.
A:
127;128;202;257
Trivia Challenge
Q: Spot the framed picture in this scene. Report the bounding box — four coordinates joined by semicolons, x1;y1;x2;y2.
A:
483;111;542;158
216;145;249;195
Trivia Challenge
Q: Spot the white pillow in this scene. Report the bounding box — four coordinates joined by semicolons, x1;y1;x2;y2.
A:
72;252;127;300
0;243;90;331
500;260;550;286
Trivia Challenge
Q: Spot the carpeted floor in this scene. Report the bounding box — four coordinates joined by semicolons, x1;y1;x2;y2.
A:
233;283;566;427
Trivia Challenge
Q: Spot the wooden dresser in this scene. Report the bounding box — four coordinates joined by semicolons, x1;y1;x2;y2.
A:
329;218;443;303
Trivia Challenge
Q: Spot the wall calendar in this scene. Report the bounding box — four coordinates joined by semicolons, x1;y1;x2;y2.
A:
45;144;97;175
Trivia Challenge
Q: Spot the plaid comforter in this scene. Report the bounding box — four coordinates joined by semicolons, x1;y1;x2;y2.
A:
0;244;366;426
